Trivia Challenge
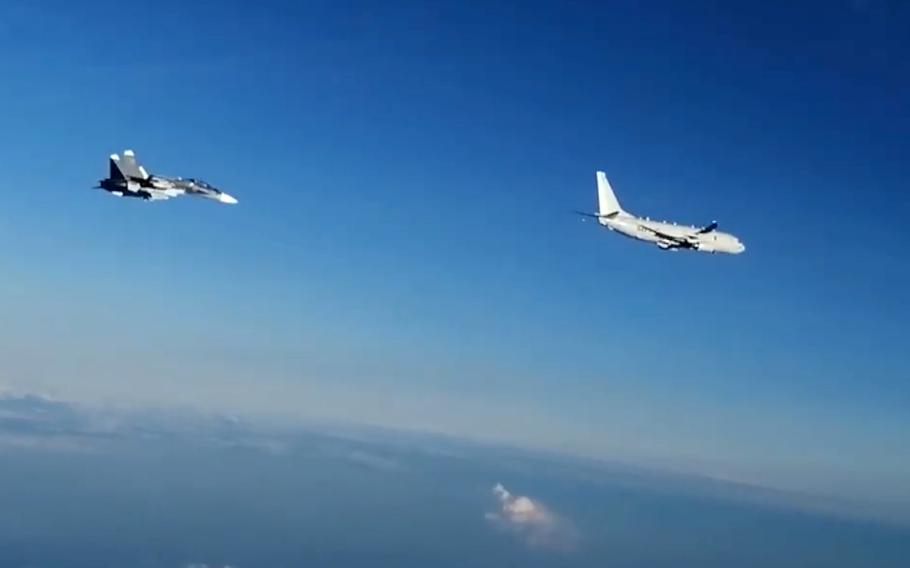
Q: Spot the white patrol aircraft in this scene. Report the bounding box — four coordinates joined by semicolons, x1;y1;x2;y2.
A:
579;171;745;254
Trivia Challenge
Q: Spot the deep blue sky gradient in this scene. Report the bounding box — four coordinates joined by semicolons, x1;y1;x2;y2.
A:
0;0;907;517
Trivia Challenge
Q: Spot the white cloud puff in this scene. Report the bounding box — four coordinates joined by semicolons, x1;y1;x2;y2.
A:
485;483;577;550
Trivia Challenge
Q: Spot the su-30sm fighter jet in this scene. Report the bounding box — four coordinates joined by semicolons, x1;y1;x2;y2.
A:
579;171;744;254
97;150;238;204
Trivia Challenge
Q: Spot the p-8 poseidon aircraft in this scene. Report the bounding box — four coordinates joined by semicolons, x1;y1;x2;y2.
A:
580;171;744;254
97;150;238;204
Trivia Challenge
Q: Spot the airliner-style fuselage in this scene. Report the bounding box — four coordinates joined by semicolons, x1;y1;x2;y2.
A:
582;171;745;254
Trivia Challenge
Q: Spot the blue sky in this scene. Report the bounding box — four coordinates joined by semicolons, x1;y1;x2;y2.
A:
0;0;908;516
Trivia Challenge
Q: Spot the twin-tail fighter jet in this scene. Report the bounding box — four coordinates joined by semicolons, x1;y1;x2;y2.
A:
578;171;744;254
97;150;238;204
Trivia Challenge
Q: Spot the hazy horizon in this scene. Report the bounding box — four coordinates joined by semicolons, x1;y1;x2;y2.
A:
2;389;908;568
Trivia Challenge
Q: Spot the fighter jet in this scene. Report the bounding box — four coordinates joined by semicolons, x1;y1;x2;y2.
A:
579;171;745;254
97;150;238;204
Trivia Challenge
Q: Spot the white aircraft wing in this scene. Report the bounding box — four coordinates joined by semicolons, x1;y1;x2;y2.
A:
640;221;722;250
638;225;693;247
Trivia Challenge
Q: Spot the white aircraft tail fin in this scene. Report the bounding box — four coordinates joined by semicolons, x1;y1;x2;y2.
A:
109;153;124;181
120;149;150;180
596;171;623;217
109;150;149;181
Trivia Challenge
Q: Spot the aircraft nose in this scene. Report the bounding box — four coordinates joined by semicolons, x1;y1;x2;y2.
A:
218;192;238;205
735;241;746;253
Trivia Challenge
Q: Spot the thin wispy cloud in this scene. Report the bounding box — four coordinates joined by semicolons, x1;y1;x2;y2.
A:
485;483;577;550
341;449;402;471
0;390;286;455
0;433;96;452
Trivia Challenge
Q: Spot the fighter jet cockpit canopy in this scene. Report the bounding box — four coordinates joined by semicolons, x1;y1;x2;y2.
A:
188;178;217;190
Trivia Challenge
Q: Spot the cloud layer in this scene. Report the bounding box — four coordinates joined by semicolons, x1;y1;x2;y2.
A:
485;483;577;550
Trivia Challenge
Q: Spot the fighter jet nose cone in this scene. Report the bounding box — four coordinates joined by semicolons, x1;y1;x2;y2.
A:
219;193;238;205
